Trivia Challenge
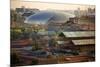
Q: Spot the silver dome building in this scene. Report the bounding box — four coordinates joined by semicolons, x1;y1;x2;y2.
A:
24;11;76;31
24;11;75;24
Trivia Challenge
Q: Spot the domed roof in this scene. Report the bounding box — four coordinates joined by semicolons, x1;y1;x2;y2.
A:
24;11;75;24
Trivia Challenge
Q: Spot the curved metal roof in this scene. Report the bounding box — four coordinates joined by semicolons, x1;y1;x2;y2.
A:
62;31;95;38
24;11;75;24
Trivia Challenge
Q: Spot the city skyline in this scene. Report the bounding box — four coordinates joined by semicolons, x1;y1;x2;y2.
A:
11;0;95;10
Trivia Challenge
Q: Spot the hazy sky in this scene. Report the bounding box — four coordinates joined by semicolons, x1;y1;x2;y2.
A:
11;0;95;10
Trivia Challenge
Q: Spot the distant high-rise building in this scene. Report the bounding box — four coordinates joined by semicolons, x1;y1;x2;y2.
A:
74;8;81;18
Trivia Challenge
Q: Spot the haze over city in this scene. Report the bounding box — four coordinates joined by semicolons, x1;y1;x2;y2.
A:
11;0;95;10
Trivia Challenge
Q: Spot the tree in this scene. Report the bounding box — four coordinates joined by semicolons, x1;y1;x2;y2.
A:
59;32;65;37
11;30;22;40
32;39;39;51
31;32;40;51
49;38;57;47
